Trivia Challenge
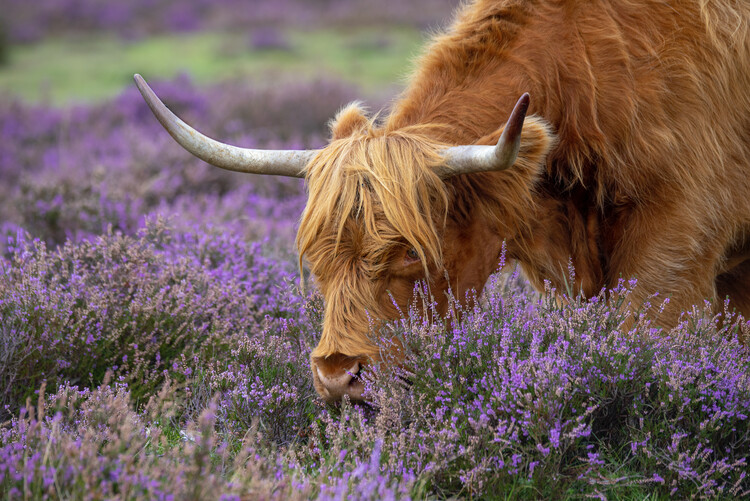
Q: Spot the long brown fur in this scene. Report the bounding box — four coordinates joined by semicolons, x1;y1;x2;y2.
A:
302;0;750;392
299;108;449;358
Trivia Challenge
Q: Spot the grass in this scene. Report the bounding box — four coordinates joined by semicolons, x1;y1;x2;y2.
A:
0;27;425;105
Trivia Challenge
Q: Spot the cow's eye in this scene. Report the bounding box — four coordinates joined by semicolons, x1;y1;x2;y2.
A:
406;247;419;261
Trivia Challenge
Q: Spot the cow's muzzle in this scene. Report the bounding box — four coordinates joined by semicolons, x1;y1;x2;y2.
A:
310;353;366;402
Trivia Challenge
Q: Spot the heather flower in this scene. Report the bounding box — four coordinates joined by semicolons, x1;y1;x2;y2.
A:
0;218;307;421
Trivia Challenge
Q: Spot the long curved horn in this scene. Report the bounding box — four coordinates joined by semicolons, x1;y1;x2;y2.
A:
134;74;317;178
436;93;530;178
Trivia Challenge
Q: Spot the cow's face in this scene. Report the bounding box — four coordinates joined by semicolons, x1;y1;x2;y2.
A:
299;104;554;401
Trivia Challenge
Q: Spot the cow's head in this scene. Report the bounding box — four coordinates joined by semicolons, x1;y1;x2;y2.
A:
134;75;554;402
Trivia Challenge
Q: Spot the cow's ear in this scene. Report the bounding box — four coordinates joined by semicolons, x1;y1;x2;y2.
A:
512;116;556;173
479;115;556;175
330;102;369;140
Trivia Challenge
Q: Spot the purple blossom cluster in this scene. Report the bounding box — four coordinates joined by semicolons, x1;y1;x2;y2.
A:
2;267;748;497
1;0;458;43
296;274;750;498
0;218;313;422
0;378;420;499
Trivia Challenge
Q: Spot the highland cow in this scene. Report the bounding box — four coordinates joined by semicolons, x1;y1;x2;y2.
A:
136;0;750;401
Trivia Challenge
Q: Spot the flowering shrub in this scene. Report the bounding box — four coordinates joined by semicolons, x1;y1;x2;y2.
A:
0;218;309;421
0;381;312;500
1;270;748;499
329;275;750;498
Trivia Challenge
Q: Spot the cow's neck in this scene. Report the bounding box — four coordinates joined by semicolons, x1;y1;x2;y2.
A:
383;0;622;296
503;180;609;297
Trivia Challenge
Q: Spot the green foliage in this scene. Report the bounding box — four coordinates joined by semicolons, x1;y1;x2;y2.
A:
0;27;422;104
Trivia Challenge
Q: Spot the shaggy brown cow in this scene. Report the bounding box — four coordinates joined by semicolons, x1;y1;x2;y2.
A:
136;0;750;402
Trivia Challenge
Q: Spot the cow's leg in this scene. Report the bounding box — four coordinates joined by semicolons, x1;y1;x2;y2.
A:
716;258;750;320
605;204;723;329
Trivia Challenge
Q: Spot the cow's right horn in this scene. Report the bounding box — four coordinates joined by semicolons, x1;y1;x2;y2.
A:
134;74;317;178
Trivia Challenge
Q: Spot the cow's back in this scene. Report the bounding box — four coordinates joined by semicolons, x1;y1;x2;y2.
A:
388;0;750;210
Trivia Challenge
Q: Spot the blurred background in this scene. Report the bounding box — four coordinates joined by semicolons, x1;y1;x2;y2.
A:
0;0;459;255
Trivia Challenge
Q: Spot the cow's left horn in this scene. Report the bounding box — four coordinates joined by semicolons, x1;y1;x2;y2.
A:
436;93;529;178
134;74;317;178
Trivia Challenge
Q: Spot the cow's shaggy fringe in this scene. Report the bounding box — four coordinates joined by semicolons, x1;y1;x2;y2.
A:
298;107;449;358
